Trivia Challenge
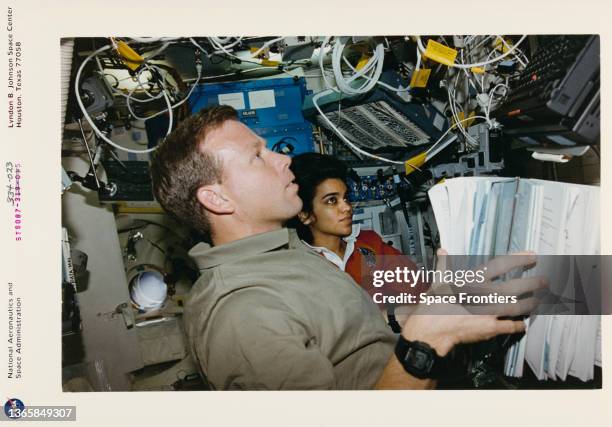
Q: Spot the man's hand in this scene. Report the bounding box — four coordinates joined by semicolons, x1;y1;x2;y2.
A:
375;249;547;389
401;311;528;357
402;249;547;356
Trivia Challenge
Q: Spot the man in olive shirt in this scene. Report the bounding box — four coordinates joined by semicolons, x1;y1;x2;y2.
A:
150;106;541;390
186;228;396;389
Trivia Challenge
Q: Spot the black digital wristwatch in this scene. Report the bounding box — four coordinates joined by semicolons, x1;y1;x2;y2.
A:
394;335;443;379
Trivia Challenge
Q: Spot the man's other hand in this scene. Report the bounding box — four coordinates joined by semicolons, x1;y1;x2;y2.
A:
400;249;548;356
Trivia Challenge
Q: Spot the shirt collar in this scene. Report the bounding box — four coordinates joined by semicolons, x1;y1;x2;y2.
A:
189;228;300;270
301;224;361;270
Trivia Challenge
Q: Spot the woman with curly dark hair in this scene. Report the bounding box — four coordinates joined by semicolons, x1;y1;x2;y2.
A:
288;153;425;331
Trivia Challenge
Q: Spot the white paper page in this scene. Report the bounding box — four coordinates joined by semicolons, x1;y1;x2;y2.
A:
505;339;520;377
528;184;543;252
509;180;536;253
556;316;579;381
525;316;552;380
535;181;566;254
568;315;599;381
514;333;527;377
476;179;512;256
505;324;528;377
563;186;586;254
582;188;601;254
468;180;490;254
446;178;478;254
428;183;452;251
492;179;519;255
535;180;600;255
546;315;567;380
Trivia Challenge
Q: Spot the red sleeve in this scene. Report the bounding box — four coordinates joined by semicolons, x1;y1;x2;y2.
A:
346;231;429;308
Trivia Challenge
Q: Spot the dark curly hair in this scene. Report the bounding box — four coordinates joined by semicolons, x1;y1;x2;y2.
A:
288;153;349;243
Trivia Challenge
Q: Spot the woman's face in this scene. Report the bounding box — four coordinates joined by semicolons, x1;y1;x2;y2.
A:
300;178;353;238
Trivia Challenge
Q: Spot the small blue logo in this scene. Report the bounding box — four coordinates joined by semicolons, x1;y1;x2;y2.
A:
359;247;377;267
4;398;25;419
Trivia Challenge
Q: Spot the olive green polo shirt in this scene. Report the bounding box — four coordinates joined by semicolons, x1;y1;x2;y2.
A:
184;228;396;390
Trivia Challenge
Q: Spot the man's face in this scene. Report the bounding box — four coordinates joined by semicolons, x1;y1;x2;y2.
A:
203;120;302;228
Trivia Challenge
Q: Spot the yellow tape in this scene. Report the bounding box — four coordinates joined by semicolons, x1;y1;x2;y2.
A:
261;59;280;67
405;151;427;175
410;68;431;88
356;54;372;71
471;66;485;74
453;111;476;128
251;47;269;58
116;41;144;71
494;38;511;53
423;39;458;66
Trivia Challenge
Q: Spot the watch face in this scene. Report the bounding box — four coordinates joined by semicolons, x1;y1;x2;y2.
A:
395;338;439;379
405;347;434;375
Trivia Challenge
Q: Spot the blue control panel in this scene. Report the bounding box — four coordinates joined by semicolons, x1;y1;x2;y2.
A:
189;77;315;156
347;175;396;202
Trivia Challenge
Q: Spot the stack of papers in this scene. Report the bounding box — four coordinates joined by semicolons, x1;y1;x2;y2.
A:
428;177;601;381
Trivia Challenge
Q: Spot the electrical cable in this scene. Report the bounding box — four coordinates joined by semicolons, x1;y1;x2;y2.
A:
189;37;210;57
207;37;249;61
271;136;298;153
416;35;528;69
332;39;384;95
93;41;202;133
77;118;101;189
313;88;489;167
494;35;529;66
128;66;167;100
484;83;509;121
318;37;340;93
192;37;305;68
208;40;284;67
80;38;277;155
320;37;410;97
102;72;120;88
250;37;285;58
128;37;182;43
315;38;498;161
142;42;172;61
341;54;411;93
209;36;243;50
126;63;201;121
75;44;170;154
446;72;479;149
495;36;527;68
182;66;272;83
313;89;403;165
459;50;482;92
467;35;494;52
425;115;490;156
95;47;166;103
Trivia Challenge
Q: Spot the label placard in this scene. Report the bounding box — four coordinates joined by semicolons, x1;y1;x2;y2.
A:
410;68;431;88
218;92;246;110
423;39;458;66
248;89;276;109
